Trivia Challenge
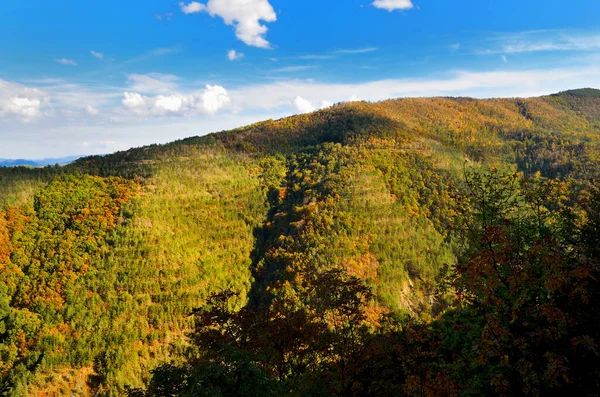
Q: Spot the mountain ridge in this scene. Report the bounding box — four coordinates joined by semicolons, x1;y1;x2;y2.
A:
0;91;599;395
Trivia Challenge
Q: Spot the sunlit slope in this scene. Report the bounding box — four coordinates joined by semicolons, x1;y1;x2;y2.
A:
0;150;267;395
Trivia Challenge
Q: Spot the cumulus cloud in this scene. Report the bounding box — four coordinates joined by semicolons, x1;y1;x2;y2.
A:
291;97;333;114
6;97;42;118
228;49;244;61
201;85;231;114
155;95;186;113
0;79;47;121
122;85;230;117
180;0;277;48
372;0;414;11
122;92;149;113
180;1;205;14
292;96;315;113
90;51;104;60
55;58;77;66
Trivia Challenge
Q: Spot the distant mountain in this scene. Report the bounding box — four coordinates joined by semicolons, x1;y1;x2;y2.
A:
0;155;81;167
0;159;39;167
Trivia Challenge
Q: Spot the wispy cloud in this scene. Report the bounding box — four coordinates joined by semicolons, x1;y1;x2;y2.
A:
154;12;174;21
272;65;318;73
24;78;64;85
335;47;378;54
90;51;104;60
150;46;182;56
55;58;77;66
126;73;179;94
82;46;180;77
479;31;600;55
297;54;336;60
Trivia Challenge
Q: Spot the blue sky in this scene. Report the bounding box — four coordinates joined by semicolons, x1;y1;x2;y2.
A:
1;0;600;158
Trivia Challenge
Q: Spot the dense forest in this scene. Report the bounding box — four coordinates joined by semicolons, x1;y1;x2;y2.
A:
0;90;599;396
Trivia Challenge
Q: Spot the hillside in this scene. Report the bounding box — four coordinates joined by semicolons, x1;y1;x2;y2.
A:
0;93;599;396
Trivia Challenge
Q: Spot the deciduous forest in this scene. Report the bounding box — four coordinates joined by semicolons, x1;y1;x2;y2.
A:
0;90;599;396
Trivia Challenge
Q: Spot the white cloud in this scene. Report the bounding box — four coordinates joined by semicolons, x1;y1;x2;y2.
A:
90;51;104;60
372;0;414;11
180;1;206;14
0;79;47;121
228;49;244;61
292;96;315;113
121;85;230;117
501;55;508;63
126;73;179;94
55;58;77;66
155;95;186;113
450;43;460;51
7;97;42;118
122;92;148;111
200;85;231;114
180;0;277;48
85;105;100;116
320;100;334;109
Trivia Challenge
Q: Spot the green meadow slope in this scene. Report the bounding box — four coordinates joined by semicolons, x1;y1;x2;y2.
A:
0;91;599;395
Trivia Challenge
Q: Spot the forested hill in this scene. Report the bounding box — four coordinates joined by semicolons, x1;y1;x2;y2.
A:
0;92;599;396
